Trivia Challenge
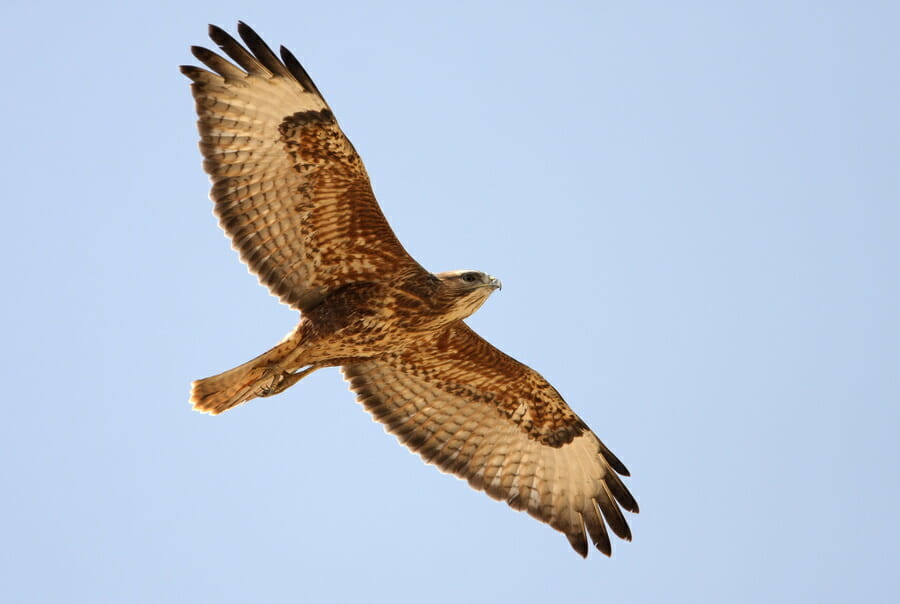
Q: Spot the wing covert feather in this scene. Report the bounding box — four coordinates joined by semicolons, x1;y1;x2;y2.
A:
181;23;427;311
342;322;638;557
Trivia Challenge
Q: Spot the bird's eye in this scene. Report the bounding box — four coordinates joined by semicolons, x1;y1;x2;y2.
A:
462;272;479;283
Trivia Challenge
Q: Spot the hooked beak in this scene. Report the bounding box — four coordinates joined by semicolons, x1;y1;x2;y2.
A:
488;275;502;291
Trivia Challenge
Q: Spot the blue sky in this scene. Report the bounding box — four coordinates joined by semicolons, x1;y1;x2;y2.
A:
2;1;898;602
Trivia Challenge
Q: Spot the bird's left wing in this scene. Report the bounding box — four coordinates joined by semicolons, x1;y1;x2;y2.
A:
342;322;638;557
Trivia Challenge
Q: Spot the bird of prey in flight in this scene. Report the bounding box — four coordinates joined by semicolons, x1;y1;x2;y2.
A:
181;22;638;557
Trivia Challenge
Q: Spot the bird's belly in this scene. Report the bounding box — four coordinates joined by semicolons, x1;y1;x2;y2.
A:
290;310;438;366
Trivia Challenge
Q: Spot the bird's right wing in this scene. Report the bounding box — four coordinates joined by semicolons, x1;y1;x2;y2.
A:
181;23;429;311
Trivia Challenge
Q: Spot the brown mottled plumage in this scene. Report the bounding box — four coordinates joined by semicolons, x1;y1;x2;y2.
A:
182;22;637;558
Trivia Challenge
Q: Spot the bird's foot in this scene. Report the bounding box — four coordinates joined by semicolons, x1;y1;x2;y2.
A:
255;366;288;397
255;364;319;397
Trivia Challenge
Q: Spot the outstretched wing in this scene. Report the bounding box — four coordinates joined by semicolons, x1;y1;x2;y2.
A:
181;23;427;311
342;322;638;557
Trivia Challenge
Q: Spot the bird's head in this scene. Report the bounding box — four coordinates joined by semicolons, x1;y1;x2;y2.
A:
434;270;502;321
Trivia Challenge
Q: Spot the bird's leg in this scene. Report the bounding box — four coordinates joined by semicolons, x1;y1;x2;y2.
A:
256;364;321;397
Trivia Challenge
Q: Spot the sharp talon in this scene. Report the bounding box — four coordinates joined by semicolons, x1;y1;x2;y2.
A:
254;365;288;397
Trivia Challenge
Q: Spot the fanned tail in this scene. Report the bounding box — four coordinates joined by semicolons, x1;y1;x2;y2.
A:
190;360;273;415
190;339;298;414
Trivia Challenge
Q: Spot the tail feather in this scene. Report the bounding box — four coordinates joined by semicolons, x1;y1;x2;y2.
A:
190;339;298;414
190;359;274;415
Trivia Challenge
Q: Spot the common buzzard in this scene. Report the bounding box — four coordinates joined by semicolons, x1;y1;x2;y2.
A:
182;22;638;557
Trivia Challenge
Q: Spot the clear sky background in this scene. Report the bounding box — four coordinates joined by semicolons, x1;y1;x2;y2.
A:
2;1;898;602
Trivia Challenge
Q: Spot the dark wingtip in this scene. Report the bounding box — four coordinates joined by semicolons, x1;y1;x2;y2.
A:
207;24;242;54
179;65;204;81
189;45;212;62
590;530;612;557
208;23;227;42
236;21;291;78
279;45;325;99
597;439;631;476
566;530;589;558
611;519;632;542
236;20;254;38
